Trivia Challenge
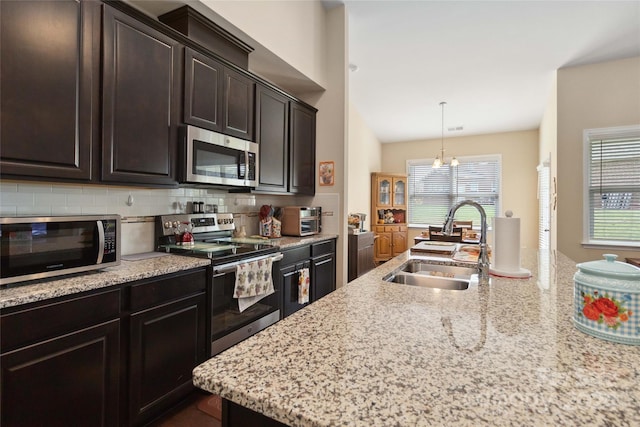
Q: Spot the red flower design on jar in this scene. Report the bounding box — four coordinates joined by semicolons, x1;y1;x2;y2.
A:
582;303;601;321
593;297;619;317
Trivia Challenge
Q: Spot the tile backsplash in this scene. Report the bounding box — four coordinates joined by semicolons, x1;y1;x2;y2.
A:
0;180;319;254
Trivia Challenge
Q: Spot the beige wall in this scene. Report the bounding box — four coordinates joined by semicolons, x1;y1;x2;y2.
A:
539;73;558;252
557;56;640;263
380;130;540;249
347;102;382;220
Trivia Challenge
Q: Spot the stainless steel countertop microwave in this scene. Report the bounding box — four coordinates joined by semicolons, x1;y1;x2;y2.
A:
182;125;258;188
0;215;121;286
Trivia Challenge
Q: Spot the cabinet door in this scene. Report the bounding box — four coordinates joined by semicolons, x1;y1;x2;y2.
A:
1;320;120;427
223;67;255;141
129;293;207;426
0;0;99;181
256;85;289;192
289;102;316;195
184;47;223;132
102;6;181;185
392;177;407;208
392;230;408;256
375;176;392;207
311;253;336;301
375;231;393;261
281;262;311;317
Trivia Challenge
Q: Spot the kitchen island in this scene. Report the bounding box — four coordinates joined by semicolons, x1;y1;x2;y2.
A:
193;249;640;426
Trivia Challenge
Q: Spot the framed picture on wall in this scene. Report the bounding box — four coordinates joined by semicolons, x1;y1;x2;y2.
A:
319;161;334;186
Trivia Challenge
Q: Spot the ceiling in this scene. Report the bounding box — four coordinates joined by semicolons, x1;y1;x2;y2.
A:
126;1;639;144
342;0;640;143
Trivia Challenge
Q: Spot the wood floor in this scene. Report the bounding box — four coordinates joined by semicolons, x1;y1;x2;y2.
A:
150;391;221;427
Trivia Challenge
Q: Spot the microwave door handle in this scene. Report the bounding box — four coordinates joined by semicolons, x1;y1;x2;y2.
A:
96;220;105;264
236;151;244;180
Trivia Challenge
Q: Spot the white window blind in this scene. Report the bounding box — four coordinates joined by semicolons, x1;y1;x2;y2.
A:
585;130;640;245
407;155;501;227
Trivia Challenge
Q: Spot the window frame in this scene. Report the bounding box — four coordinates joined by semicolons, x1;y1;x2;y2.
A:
582;124;640;250
406;154;502;229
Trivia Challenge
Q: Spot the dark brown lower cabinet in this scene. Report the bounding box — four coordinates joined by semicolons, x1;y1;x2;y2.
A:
0;267;208;427
0;289;122;427
279;239;337;318
127;268;208;426
128;293;207;426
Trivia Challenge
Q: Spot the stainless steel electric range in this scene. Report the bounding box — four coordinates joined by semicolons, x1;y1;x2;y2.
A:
156;213;282;356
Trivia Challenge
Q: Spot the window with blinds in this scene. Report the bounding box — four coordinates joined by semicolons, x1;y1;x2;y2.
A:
407;155;501;227
585;127;640;246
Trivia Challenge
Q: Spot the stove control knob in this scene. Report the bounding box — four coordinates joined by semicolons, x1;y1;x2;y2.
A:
217;218;222;224
164;221;171;229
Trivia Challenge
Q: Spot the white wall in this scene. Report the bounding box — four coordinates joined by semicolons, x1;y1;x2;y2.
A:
538;73;558;253
557;56;640;263
347;102;381;221
200;0;328;90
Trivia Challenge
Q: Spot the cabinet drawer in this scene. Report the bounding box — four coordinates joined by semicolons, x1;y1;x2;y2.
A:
1;288;121;352
129;268;207;312
311;239;336;257
282;245;311;265
384;225;400;232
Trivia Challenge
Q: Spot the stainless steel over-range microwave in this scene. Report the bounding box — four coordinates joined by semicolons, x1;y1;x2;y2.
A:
183;125;258;188
0;215;121;286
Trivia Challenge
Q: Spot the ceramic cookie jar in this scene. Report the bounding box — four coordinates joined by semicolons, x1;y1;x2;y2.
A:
573;254;640;345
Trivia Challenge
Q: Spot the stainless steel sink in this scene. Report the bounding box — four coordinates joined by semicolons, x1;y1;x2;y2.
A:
399;261;477;279
383;260;478;291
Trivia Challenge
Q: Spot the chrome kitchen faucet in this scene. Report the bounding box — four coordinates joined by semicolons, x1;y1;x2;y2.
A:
443;200;490;285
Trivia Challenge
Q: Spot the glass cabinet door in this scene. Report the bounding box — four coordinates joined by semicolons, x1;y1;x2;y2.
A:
378;178;391;206
393;178;406;206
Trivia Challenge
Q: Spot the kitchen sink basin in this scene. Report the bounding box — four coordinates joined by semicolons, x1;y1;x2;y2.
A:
399;261;477;279
383;260;478;291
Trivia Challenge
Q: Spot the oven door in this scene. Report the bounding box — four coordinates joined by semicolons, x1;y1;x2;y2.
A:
185;125;258;187
210;252;282;356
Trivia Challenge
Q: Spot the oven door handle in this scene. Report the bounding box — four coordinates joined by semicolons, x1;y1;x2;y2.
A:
213;252;283;275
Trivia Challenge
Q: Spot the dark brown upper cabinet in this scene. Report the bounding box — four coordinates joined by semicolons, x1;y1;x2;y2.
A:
184;47;254;141
289;101;316;195
0;0;100;181
102;6;182;186
255;84;289;193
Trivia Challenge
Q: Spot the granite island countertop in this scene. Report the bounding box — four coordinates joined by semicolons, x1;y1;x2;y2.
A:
193;249;640;426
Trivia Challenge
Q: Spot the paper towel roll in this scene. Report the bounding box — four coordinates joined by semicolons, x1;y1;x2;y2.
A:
490;212;531;278
493;216;521;271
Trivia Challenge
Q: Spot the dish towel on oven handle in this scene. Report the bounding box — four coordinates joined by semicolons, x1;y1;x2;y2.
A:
234;257;274;313
298;267;310;304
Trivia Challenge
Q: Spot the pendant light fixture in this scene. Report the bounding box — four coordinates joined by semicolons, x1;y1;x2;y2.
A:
433;101;459;168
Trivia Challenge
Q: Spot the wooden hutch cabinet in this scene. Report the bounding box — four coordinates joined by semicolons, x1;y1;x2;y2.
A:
371;173;408;263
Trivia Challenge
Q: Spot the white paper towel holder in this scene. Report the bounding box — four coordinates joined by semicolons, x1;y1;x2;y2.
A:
489;210;531;279
489;265;531;278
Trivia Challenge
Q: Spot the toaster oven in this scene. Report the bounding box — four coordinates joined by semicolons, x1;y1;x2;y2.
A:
280;207;321;237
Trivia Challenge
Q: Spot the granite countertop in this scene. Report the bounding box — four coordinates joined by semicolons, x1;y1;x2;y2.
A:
0;235;337;310
265;234;338;250
0;254;211;309
193;249;640;426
